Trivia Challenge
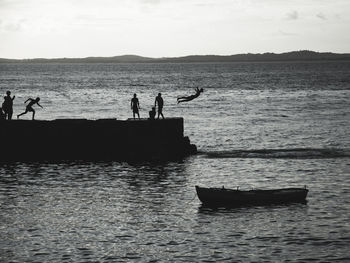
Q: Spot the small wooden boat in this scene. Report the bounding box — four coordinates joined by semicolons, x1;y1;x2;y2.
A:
195;185;308;206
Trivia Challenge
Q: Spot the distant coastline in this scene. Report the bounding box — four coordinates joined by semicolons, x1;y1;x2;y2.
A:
1;50;350;63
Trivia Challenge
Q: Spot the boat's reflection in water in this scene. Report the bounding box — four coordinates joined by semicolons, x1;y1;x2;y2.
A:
197;200;308;214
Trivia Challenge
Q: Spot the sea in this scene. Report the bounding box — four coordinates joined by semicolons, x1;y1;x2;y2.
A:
0;61;350;262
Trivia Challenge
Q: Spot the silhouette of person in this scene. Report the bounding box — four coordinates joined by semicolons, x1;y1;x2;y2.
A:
177;87;204;104
131;93;140;119
149;107;156;120
155;93;164;119
2;91;15;120
0;107;5;120
17;97;43;120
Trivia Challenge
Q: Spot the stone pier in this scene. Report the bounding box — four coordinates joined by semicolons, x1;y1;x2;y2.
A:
1;118;197;162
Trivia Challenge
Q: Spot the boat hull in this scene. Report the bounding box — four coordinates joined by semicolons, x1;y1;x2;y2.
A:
195;186;308;206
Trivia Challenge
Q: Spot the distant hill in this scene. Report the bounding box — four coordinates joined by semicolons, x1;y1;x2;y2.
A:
159;51;350;62
1;51;350;63
0;55;153;63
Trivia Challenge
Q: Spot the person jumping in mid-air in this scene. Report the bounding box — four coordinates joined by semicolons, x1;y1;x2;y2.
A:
177;87;204;104
17;97;43;120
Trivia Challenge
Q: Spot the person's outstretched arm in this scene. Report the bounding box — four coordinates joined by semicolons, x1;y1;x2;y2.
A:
24;98;31;103
37;102;43;108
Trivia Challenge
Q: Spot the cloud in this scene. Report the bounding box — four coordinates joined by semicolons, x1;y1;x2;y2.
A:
270;29;298;38
5;23;21;31
0;19;26;32
140;0;160;4
316;13;327;20
278;30;298;36
286;10;298;20
0;0;11;7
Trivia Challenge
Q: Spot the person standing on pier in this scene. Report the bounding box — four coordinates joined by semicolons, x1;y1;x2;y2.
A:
0;107;5;120
17;97;43;120
131;93;140;119
2;91;15;120
155;93;164;119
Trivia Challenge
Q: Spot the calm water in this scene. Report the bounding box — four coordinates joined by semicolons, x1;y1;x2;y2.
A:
1;62;350;262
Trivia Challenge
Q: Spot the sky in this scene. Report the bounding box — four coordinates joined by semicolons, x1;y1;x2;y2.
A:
0;0;350;59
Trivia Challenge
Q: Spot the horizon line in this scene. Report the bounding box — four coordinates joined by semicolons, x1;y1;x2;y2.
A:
1;50;350;61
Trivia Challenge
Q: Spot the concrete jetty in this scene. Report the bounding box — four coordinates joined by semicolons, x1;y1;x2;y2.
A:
1;118;197;162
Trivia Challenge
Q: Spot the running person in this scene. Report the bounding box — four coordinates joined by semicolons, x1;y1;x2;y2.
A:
17;97;43;120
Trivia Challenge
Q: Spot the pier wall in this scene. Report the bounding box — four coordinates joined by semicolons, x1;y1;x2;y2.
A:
1;118;197;161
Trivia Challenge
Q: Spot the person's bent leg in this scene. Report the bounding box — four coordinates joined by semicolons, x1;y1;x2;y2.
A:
17;110;28;119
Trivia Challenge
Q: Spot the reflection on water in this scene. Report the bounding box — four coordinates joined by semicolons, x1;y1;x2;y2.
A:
1;158;350;262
